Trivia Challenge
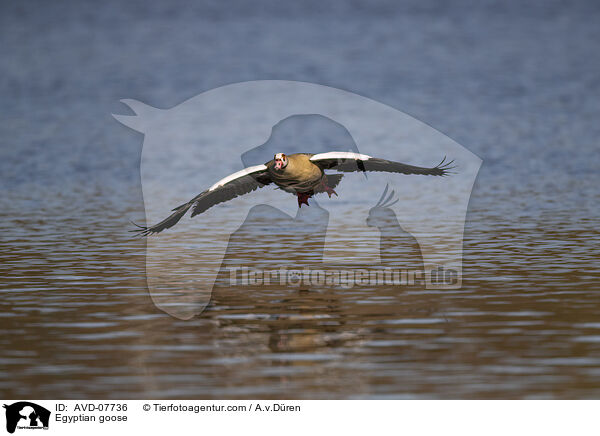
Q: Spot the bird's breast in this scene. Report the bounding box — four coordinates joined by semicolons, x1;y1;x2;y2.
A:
270;159;323;192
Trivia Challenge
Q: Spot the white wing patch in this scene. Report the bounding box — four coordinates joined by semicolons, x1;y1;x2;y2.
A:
310;152;372;162
208;164;268;191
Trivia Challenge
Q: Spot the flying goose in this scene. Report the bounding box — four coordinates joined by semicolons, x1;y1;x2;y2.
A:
133;152;454;236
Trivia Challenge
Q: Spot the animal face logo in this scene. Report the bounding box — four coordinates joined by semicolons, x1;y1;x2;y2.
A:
114;80;481;320
3;402;50;434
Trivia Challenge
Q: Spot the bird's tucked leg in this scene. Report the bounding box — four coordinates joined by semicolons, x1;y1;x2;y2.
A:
319;178;338;198
297;192;312;207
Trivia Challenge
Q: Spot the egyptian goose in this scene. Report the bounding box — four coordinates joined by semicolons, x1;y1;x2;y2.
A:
133;152;454;236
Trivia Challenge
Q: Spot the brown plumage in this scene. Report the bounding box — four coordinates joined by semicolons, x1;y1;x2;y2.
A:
132;151;455;236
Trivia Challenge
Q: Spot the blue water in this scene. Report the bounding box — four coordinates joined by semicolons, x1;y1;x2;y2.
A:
1;0;599;398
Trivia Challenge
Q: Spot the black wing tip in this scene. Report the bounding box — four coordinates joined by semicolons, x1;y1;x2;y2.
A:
434;156;457;176
129;220;158;238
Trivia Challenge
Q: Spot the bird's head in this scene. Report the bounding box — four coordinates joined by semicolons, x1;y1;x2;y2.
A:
274;153;288;170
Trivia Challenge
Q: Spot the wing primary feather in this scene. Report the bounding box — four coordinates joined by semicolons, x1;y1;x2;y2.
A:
130;202;194;237
132;166;271;237
312;151;456;176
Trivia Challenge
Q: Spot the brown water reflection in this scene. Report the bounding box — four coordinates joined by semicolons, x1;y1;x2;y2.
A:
1;198;599;399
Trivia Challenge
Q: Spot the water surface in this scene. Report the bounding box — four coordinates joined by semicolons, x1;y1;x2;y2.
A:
1;0;599;398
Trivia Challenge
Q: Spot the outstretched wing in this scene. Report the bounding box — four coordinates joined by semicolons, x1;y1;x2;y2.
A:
310;152;455;176
132;164;272;236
